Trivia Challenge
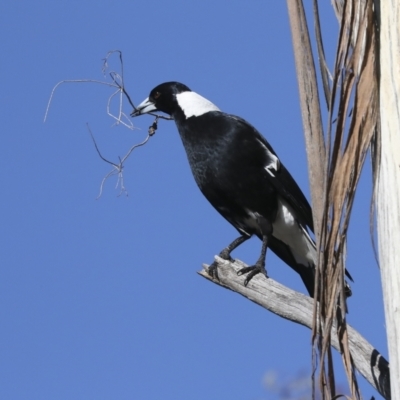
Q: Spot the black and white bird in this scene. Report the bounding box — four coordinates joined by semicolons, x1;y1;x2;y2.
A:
131;82;352;297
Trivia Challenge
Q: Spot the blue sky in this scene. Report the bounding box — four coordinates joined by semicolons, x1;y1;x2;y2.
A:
1;1;386;399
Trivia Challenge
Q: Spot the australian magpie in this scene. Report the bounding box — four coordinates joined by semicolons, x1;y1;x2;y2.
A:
131;82;352;297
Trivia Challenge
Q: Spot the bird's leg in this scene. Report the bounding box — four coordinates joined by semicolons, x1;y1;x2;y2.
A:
208;234;251;280
237;216;272;286
217;234;251;261
237;236;269;285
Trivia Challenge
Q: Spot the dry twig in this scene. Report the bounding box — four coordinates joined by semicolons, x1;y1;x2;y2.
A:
86;123;155;198
44;50;172;197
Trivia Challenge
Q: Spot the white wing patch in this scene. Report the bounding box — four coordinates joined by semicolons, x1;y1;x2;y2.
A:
176;91;220;119
272;197;316;266
256;139;280;176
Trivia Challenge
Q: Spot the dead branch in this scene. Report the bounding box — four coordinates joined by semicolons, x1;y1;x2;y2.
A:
198;257;390;400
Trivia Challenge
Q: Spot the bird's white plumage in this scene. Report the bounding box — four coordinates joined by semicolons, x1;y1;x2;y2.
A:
256;139;280;175
176;91;220;119
272;197;316;266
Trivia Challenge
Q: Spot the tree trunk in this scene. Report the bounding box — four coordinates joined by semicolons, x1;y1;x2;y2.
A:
377;1;400;399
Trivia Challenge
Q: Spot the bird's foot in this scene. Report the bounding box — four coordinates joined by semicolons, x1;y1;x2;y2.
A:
207;251;234;281
207;262;220;281
237;262;268;286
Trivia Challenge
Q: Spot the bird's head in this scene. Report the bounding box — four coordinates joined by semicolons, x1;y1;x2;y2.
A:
131;82;220;120
131;82;191;118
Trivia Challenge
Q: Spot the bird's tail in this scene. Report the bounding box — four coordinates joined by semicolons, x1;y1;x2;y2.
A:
268;234;353;298
298;267;353;298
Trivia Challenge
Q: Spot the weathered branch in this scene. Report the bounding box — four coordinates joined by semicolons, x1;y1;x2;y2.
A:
198;257;390;399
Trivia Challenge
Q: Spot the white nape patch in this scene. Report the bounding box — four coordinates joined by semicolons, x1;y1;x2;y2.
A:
176;91;220;119
272;197;316;266
256;139;280;176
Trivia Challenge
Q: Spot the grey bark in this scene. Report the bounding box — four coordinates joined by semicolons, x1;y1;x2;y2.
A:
198;257;390;399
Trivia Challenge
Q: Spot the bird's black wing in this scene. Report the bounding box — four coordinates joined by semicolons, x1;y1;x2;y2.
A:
268;163;314;233
228;114;314;233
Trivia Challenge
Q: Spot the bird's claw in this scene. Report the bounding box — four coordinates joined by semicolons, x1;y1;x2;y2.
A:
237;264;268;286
207;262;220;281
207;251;236;281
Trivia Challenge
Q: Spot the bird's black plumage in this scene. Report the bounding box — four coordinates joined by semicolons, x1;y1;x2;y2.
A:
131;82;352;297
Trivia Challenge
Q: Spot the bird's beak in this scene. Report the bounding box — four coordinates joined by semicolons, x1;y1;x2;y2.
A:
130;97;157;117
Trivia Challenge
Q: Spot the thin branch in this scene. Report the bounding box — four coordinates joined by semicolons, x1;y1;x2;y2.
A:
106;87;135;129
44;50;172;197
87;123;120;168
86;123;154;198
44;79;120;123
198;257;390;400
98;169;119;199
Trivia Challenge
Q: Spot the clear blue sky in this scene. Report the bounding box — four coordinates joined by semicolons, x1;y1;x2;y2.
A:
1;1;386;399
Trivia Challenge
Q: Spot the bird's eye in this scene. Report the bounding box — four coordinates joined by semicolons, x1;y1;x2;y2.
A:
154;92;161;99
